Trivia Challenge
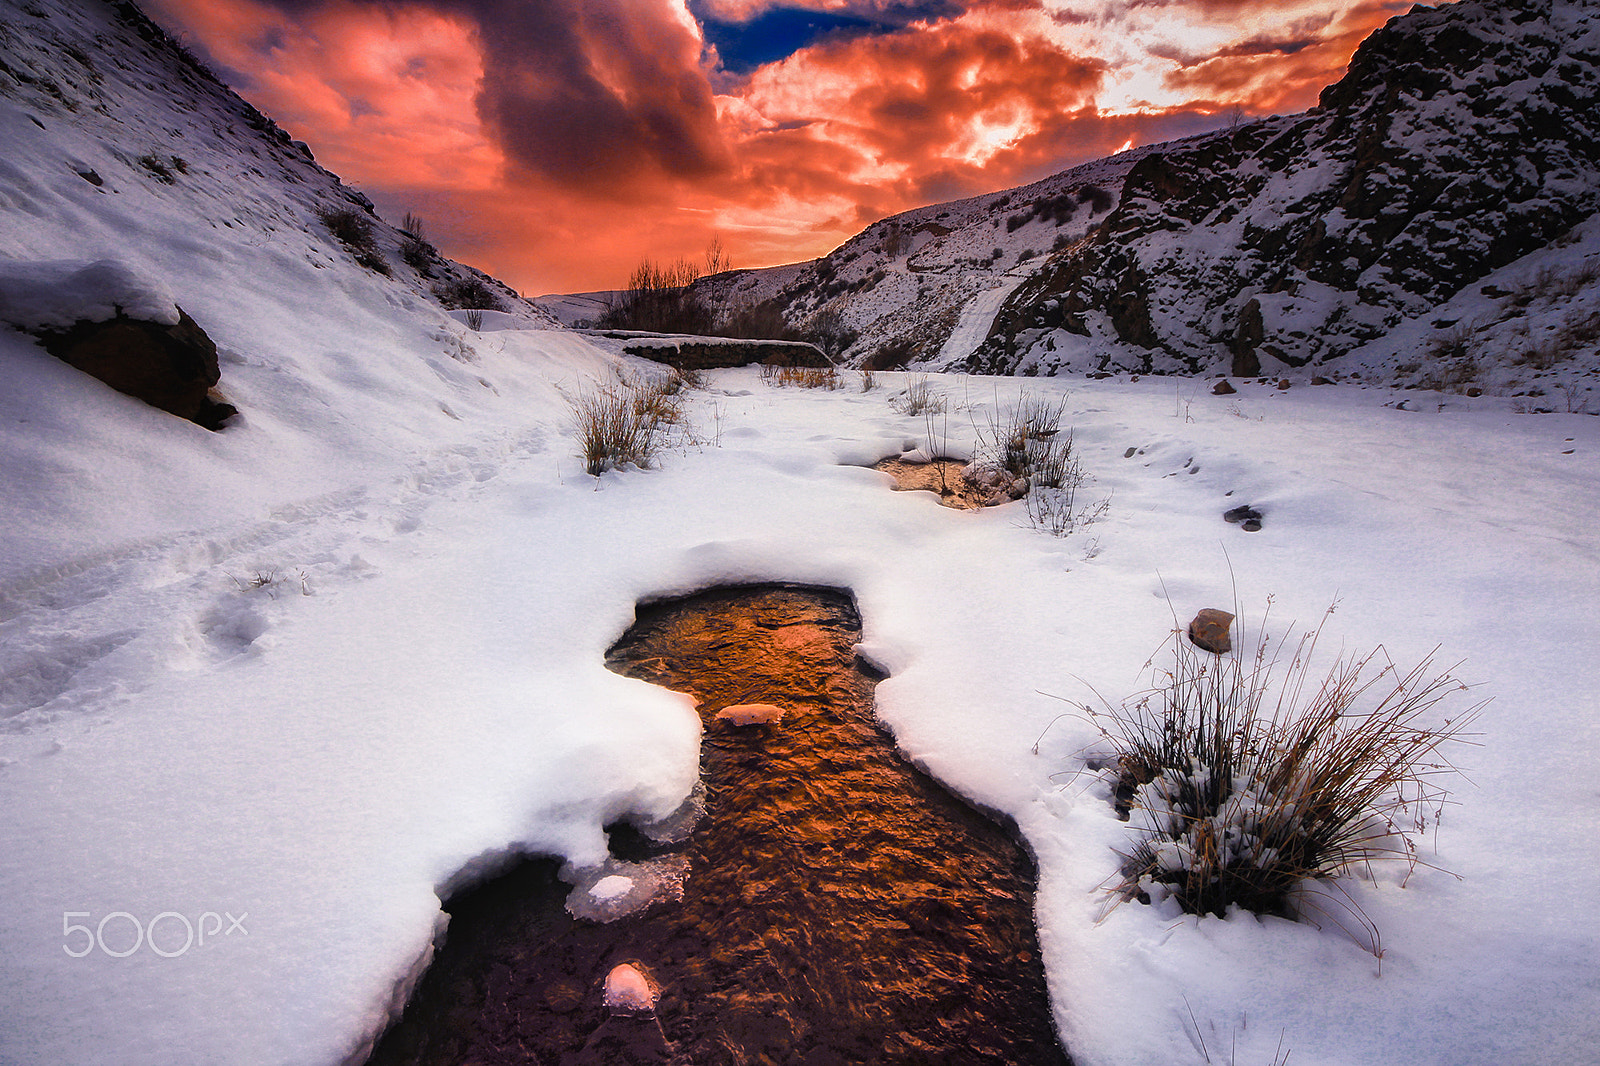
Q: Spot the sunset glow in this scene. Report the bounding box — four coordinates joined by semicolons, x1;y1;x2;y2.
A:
144;0;1416;294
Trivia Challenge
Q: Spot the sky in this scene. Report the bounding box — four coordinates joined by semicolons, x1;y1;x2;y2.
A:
142;0;1417;295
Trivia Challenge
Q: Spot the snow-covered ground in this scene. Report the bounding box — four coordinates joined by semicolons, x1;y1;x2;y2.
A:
3;341;1598;1065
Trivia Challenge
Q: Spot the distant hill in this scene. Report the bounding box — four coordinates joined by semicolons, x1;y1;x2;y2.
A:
695;0;1600;401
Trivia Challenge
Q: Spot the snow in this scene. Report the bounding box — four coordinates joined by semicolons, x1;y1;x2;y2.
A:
933;264;1036;365
0;259;180;330
3;2;1599;1065
5;348;1597;1065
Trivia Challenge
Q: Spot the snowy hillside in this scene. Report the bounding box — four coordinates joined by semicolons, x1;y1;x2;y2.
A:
958;0;1600;400
683;148;1169;369
2;3;1599;1066
0;0;557;550
683;0;1600;400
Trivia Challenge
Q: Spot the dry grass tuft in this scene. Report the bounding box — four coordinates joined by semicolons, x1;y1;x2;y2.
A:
971;391;1105;536
570;375;685;475
892;376;946;415
1077;607;1483;946
762;363;841;389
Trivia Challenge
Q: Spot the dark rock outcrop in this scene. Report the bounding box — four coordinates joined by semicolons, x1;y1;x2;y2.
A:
966;0;1600;378
34;308;235;429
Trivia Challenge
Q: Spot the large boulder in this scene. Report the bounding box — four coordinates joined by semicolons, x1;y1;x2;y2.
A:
34;309;235;429
0;258;235;429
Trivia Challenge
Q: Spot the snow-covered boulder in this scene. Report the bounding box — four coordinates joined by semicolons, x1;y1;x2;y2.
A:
0;258;232;428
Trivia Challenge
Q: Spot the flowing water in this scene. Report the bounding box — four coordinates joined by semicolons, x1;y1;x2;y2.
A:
367;584;1067;1065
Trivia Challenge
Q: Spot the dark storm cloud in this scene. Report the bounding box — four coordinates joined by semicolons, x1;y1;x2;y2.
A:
250;0;731;193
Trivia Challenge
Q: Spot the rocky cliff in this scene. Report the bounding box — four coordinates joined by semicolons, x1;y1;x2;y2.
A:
957;0;1600;387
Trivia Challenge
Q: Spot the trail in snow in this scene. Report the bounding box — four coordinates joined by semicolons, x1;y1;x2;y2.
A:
934;267;1035;365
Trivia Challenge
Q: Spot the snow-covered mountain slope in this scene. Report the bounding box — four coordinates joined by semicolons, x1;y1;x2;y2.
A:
955;0;1600;399
686;147;1162;368
0;0;582;572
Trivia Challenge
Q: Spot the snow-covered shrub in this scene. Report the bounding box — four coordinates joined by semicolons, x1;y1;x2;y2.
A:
1086;612;1482;936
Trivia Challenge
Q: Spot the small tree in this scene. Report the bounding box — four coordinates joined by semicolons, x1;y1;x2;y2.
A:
803;308;857;360
601;256;713;334
399;212;436;272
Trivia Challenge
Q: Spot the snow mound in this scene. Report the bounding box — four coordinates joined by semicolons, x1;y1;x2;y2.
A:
0;258;179;330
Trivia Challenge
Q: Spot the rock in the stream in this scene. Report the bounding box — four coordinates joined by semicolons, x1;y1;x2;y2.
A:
604;963;657;1015
571;963;681;1066
714;703;786;726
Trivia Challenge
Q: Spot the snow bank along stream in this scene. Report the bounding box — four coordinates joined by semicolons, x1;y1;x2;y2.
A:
366;583;1067;1064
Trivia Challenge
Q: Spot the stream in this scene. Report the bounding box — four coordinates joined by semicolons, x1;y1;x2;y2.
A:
366;583;1067;1065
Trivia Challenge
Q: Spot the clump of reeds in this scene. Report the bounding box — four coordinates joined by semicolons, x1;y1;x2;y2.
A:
892;376;946;415
971;391;1104;536
570;375;685;475
1082;608;1482;943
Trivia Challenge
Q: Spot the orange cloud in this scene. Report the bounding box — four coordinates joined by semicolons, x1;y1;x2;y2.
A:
143;0;1416;294
149;0;499;189
1156;0;1413;113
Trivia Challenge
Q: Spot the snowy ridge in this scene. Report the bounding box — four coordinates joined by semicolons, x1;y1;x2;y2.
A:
959;0;1600;401
689;147;1165;367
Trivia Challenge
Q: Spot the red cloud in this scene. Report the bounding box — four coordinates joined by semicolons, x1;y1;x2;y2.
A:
1157;1;1412;113
143;0;1413;293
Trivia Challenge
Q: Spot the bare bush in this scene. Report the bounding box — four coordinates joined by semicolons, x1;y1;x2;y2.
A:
434;274;503;311
1420;326;1479;392
881;222;909;257
601;243;726;334
802;307;858;359
718;300;798;341
1510;259;1600;306
137;153;186;183
317;205;389;275
399;212;436;272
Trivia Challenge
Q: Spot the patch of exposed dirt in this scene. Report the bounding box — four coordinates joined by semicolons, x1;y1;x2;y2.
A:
366;584;1067;1066
871;457;995;509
